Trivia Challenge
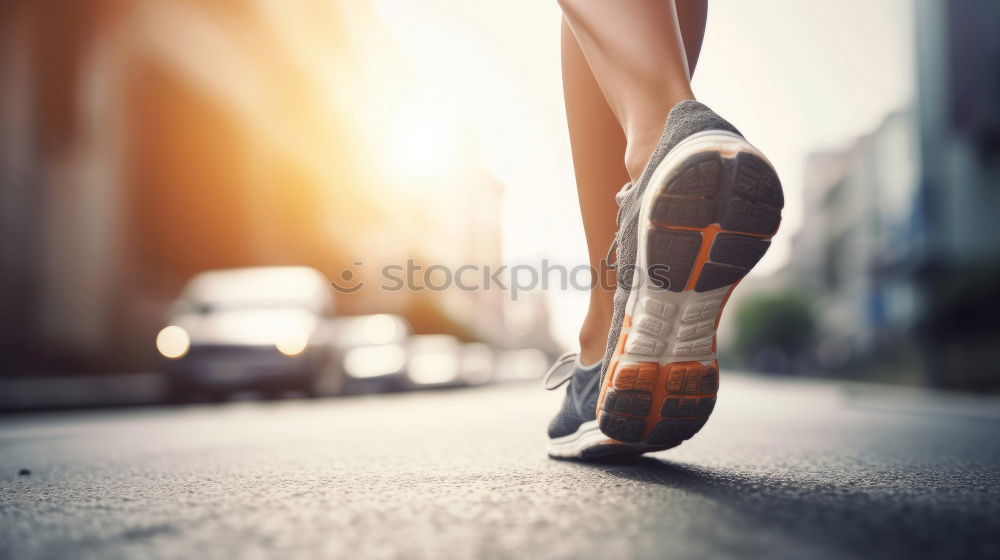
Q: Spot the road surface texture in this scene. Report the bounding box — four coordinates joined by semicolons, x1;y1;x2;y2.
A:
2;373;999;559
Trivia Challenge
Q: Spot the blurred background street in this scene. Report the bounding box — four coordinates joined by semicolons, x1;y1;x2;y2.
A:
2;375;999;559
2;0;1000;557
3;0;1000;401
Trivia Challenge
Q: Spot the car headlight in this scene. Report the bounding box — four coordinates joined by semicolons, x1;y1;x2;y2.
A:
275;332;309;357
343;344;405;378
156;325;190;359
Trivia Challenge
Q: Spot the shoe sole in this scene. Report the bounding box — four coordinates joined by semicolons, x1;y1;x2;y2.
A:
547;420;649;460
596;130;783;451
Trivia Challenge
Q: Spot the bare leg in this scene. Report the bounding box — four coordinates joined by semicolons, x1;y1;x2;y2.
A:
560;0;706;182
562;19;629;365
561;1;707;364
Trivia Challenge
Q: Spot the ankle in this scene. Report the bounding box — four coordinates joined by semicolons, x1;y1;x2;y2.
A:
624;131;661;182
623;92;695;181
578;313;612;366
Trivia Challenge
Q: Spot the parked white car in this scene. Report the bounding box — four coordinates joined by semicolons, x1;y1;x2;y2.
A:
157;266;409;400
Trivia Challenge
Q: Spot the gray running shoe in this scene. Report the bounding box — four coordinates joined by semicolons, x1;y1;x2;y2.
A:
593;99;784;453
545;353;643;459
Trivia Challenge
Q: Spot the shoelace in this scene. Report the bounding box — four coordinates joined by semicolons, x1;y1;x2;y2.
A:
542;352;579;390
606;182;638;270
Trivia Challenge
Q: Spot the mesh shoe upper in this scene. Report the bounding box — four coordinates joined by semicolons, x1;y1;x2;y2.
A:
547;361;602;439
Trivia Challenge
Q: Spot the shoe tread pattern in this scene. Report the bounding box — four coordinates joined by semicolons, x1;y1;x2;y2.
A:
599;360;720;447
648;150;782;294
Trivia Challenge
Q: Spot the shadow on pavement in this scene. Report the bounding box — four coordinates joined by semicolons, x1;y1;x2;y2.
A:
578;456;1000;559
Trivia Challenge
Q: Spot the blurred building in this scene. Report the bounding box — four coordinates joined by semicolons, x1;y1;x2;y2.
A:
788;1;1000;390
0;0;552;375
914;0;1000;389
791;110;920;371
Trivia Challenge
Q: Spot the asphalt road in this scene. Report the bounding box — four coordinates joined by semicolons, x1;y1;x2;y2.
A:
2;374;999;559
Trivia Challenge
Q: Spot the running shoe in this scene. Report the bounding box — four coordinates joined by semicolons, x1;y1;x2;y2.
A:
545;353;645;459
593;99;783;453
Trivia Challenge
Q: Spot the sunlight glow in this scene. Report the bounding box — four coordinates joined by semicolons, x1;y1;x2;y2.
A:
387;92;461;181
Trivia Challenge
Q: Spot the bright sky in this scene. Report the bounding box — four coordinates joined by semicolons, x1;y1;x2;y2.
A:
369;0;916;349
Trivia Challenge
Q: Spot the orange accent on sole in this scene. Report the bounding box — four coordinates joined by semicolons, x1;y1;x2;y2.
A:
615;329;628;356
653;221;773;238
643;361;718;437
683;223;721;291
598;359;720;441
596;360;618;411
711;281;741;352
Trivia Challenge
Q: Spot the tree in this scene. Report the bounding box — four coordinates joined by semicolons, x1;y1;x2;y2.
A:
732;292;815;373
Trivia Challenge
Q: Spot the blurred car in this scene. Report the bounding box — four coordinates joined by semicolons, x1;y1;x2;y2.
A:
404;334;465;389
458;342;495;386
325;313;410;394
156;266;409;401
493;348;550;383
402;338;504;389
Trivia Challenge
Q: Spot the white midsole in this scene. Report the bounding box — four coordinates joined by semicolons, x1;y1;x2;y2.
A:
547;420;668;457
547;420;610;458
